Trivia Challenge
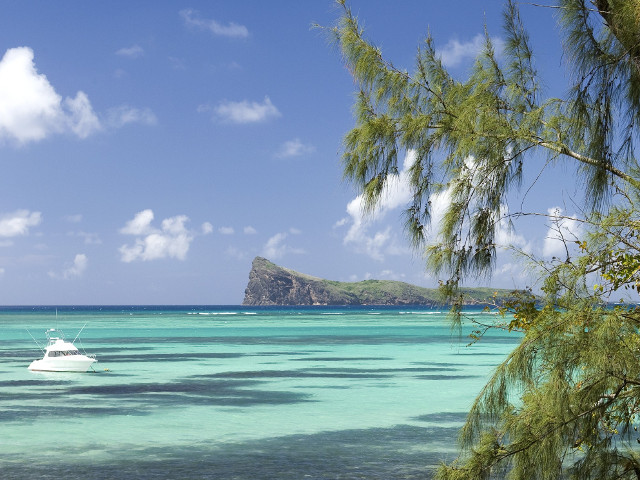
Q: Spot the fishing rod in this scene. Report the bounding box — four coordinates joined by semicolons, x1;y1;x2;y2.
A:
26;329;45;354
72;322;88;344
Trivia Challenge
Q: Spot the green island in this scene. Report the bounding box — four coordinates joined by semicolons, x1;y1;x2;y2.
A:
243;256;516;306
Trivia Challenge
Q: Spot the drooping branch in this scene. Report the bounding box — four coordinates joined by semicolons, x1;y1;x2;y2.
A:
538;140;640;190
594;0;640;75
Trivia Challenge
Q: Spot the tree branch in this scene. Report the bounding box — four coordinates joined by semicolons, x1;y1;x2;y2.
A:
539;141;640;190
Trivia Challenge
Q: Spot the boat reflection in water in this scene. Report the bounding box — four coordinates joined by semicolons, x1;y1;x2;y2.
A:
28;328;97;373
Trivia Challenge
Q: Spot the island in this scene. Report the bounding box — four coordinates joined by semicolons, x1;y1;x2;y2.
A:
242;256;516;306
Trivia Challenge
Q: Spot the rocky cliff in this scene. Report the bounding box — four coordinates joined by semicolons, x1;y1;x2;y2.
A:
242;257;509;306
242;257;360;306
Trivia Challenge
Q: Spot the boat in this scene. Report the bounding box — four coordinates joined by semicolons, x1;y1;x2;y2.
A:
28;328;97;372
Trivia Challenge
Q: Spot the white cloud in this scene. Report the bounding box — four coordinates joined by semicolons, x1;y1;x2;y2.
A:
494;205;532;254
213;96;280;124
437;34;505;68
49;253;88;280
262;233;288;260
161;215;189;235
119;210;195;262
275;138;315;158
218;226;234;235
0;47;101;144
542;208;583;258
333;218;348;229
344;219;394;261
77;232;102;245
0;210;42;237
262;231;305;260
67;253;87;277
120;209;155;236
340;151;416;261
64;91;101;138
180;9;249;38
496;262;529;281
106;105;157;128
116;45;144;58
244;226;257;235
201;222;213;234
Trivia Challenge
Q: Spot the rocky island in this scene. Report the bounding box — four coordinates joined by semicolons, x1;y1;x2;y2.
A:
242;256;515;306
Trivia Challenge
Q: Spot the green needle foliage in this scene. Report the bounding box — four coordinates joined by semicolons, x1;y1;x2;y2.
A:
328;0;640;478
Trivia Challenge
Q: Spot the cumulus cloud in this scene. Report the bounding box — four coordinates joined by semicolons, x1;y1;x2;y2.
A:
542;207;583;258
119;209;194;262
493;204;532;254
244;226;257;235
67;253;87;277
65;91;101;138
437;34;505;68
496;262;529;281
0;210;42;237
180;9;249;38
211;96;280;124
77;232;102;245
262;233;288;260
0;47;101;144
275;138;315;158
106;105;157;128
262;230;304;260
218;226;234;235
340;151;415;261
116;45;144;58
49;253;88;280
63;254;88;279
120;209;155;236
201;222;213;234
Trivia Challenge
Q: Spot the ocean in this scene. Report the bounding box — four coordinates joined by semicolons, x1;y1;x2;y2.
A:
0;305;517;479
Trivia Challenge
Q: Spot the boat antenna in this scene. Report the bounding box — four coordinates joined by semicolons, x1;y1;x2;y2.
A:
26;329;45;354
72;322;88;344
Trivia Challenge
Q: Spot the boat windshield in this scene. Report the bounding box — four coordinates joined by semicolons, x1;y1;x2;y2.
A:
48;351;81;357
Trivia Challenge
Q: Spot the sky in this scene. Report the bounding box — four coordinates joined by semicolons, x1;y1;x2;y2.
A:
0;1;590;305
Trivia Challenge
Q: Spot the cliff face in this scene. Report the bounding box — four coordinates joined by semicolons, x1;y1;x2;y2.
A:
242;257;441;306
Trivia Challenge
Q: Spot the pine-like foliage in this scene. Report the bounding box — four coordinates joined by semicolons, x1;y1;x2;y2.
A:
329;0;640;478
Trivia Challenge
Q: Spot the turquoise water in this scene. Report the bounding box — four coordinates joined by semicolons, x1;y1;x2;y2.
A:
0;306;517;479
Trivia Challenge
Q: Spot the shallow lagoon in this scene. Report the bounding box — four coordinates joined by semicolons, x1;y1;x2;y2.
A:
0;306;516;479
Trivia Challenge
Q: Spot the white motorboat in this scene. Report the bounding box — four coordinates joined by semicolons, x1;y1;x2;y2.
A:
28;328;97;372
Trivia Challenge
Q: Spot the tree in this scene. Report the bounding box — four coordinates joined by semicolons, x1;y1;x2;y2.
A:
329;0;640;478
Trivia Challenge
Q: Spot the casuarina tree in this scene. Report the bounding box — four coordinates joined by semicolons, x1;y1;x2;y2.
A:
329;1;640;478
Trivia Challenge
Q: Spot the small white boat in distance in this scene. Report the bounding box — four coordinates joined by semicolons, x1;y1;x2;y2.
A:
28;328;97;372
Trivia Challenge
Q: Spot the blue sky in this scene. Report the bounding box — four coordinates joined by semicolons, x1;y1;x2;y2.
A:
0;1;585;305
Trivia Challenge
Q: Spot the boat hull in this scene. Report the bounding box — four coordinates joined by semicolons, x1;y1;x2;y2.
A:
28;356;97;373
